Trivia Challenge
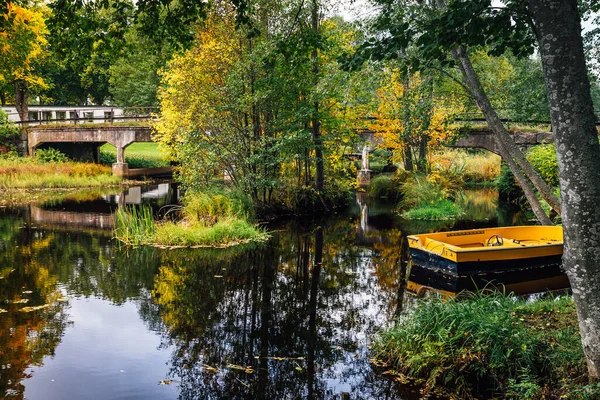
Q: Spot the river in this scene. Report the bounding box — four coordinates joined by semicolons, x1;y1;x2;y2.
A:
0;184;527;399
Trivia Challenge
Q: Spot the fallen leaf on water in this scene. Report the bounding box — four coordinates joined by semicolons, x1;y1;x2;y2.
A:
227;364;254;374
22;291;32;294
19;304;51;312
0;308;7;313
214;275;223;278
55;296;70;303
9;299;29;304
158;380;173;385
203;364;218;372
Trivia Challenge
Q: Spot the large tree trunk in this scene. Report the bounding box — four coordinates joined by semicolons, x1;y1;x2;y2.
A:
311;0;324;191
451;47;554;224
529;0;600;379
14;79;29;122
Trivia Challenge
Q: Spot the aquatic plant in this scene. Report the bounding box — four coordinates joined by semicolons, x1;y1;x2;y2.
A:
113;191;268;248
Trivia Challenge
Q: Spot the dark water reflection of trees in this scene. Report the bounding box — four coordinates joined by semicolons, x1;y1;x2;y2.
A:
0;188;509;399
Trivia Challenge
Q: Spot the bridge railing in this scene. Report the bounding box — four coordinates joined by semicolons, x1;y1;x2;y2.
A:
11;106;159;127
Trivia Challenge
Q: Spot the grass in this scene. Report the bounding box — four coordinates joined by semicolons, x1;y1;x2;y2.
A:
0;156;121;188
402;198;462;220
432;149;501;184
373;293;597;399
114;189;269;248
99;142;168;168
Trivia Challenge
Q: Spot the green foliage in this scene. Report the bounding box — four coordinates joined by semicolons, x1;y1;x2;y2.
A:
369;173;401;201
374;293;589;399
154;218;268;247
526;143;559;186
182;189;254;225
0;110;20;151
114;205;156;247
34;148;69;163
496;144;559;204
114;190;268;247
108;31;161;106
402;198;461;220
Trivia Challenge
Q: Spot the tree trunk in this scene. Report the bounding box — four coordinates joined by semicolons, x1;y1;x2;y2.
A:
451;47;554;224
529;0;600;379
0;91;5;106
311;0;324;191
403;144;414;171
14;79;29;122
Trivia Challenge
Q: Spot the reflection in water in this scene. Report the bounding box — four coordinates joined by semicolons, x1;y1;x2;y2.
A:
0;187;519;399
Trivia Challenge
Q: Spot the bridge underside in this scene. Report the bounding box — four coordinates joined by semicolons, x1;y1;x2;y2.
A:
27;126;153;176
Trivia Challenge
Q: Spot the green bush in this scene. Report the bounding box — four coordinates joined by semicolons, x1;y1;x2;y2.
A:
183;189;254;225
35;148;69;163
374;293;590;399
369;173;401;200
0;110;20;152
496;144;559;203
527;143;559;186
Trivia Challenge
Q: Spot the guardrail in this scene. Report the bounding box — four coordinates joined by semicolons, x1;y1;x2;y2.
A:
14;114;155;127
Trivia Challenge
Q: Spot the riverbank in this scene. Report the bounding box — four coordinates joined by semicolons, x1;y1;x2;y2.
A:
373;293;599;399
0;155;121;189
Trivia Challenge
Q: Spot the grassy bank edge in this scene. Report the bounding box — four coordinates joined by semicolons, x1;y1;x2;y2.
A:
114;204;270;249
372;293;599;399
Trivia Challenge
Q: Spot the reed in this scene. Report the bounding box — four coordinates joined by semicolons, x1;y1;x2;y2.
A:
374;293;592;399
114;205;156;246
113;190;268;248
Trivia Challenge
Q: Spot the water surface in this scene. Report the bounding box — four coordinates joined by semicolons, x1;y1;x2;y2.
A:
0;185;512;399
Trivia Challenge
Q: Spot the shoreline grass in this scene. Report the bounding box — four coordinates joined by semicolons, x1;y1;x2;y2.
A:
373;293;598;399
114;190;269;248
0;157;121;189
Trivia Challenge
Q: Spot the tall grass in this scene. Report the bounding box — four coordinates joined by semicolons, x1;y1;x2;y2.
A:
398;174;463;220
113;190;268;248
374;293;593;399
114;205;156;246
0;157;120;188
433;149;501;184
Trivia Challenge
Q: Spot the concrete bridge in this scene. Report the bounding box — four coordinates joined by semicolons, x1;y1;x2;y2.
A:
451;129;554;154
25;125;153;176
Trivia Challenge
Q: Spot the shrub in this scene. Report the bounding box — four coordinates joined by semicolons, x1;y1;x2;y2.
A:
402;198;462;220
526;143;559;186
0;110;21;152
369;173;401;201
35;148;69;163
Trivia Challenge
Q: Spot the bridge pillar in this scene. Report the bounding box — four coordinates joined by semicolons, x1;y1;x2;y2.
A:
112;162;129;177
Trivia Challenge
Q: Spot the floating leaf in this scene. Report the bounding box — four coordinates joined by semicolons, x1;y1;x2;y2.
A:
9;299;29;304
19;304;50;312
22;291;33;294
214;275;223;278
0;308;7;313
158;380;173;385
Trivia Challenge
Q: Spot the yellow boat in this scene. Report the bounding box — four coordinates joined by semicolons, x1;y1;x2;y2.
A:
407;226;564;277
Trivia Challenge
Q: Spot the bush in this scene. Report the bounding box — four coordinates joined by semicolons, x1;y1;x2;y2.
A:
369;173;401;201
526;143;559;186
374;293;590;399
496;144;559;203
183;189;254;225
35;148;69;163
402;198;462;220
0;110;20;152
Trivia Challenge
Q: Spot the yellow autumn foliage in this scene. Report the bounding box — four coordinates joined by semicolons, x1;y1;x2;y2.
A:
0;2;49;88
371;69;462;168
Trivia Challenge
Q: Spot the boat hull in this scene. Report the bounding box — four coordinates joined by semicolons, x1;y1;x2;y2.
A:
409;246;563;276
